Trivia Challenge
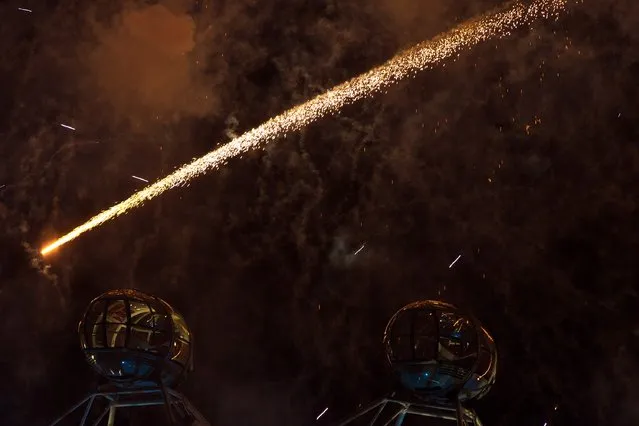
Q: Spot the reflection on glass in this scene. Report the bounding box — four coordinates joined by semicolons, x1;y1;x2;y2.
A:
88;322;103;348
149;331;170;355
413;310;436;336
129;326;154;351
129;300;153;327
152;313;170;330
390;309;439;362
106;299;127;324
91;330;106;348
438;313;476;359
86;300;106;328
171;339;190;365
393;310;414;335
476;348;491;377
172;313;190;342
391;336;414;361
106;323;127;348
414;335;438;360
121;359;137;376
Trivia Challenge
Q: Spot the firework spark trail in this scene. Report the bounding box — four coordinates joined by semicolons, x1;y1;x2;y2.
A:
41;0;566;256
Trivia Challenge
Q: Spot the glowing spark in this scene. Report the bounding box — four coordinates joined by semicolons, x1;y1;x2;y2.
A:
316;407;328;420
40;0;567;256
449;254;462;268
354;243;366;256
60;123;76;131
131;175;149;183
18;7;32;12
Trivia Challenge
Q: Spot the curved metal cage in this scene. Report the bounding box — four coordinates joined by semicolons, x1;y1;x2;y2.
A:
78;289;193;388
383;300;497;402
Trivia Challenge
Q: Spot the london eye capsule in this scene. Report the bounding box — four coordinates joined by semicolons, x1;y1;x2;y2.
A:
383;300;497;402
78;289;193;388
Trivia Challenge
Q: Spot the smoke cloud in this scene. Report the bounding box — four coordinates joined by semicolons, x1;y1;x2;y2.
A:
82;2;216;126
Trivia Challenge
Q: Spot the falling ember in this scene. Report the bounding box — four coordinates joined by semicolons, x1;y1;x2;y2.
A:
40;0;567;256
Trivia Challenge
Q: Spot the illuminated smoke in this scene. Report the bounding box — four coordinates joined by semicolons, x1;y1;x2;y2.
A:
86;3;214;123
41;0;566;256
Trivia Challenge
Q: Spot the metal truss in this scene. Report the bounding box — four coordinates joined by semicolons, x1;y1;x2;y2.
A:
337;397;483;426
49;387;210;426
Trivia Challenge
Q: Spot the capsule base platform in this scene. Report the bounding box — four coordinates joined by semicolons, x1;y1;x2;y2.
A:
49;386;210;426
337;395;483;426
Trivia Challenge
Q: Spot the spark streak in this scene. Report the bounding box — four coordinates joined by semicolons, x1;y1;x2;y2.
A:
60;123;76;131
18;7;33;13
131;175;149;183
40;0;566;256
316;407;328;420
449;254;462;268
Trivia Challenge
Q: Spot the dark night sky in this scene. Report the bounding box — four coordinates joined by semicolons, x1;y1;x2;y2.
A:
1;0;639;425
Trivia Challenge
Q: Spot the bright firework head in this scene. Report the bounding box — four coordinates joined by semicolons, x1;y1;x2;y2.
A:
40;0;567;255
